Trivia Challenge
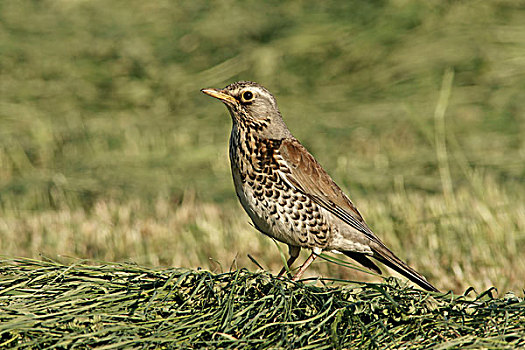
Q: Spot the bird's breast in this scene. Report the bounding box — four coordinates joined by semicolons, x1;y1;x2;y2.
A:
228;127;333;248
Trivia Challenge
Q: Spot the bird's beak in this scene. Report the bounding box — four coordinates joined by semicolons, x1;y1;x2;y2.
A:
201;88;237;105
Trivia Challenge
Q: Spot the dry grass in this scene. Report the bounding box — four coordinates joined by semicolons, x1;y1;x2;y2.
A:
1;174;523;293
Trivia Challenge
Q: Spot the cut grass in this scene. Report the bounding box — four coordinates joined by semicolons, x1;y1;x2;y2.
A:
0;257;523;349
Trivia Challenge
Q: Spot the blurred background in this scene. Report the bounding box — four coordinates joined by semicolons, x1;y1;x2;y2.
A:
0;0;524;293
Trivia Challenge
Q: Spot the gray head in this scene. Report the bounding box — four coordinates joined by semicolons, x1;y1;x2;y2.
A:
201;81;292;139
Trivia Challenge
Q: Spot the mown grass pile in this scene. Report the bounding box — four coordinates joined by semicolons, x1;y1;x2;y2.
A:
1;257;523;349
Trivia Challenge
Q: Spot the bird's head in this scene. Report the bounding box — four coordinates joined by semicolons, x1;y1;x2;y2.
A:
201;81;291;139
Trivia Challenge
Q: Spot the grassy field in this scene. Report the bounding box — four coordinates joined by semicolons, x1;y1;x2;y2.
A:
1;0;524;299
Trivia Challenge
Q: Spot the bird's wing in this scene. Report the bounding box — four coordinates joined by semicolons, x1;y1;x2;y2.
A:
277;138;378;242
277;138;440;292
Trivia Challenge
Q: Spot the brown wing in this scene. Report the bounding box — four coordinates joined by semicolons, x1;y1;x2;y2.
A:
278;138;379;242
278;138;440;292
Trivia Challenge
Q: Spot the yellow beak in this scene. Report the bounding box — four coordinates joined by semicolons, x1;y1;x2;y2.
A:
201;88;237;105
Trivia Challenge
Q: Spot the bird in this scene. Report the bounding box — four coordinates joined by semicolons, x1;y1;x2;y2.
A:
201;81;439;292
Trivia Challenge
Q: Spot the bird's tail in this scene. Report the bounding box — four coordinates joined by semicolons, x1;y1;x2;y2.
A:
344;245;440;292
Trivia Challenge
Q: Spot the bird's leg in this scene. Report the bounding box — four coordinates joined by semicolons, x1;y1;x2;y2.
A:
291;247;322;281
278;245;301;277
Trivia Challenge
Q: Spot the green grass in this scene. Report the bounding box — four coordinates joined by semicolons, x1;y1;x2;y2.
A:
1;257;524;349
0;0;524;297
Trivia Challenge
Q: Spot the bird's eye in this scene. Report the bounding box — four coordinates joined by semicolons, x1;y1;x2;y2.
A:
242;91;254;102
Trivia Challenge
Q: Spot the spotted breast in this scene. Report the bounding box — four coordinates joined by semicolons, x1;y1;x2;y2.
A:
229;121;333;249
